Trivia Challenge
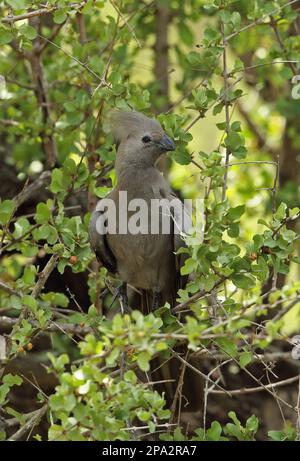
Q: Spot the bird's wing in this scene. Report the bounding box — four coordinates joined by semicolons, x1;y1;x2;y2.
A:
168;192;192;290
89;207;117;274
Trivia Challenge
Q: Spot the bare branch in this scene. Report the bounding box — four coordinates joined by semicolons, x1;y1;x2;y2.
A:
31;254;59;298
109;0;142;48
171;349;232;396
14;171;51;209
209;375;300;395
0;280;20;297
8;405;48;441
226;0;300;41
270;15;298;75
0;316;92;335
1;2;86;24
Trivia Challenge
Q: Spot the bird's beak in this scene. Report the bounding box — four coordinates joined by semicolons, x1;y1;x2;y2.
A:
157;134;176;152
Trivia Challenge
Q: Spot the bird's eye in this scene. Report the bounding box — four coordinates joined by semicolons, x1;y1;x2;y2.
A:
142;135;151;144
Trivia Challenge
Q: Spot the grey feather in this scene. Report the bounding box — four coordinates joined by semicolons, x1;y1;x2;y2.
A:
110;110;163;144
90;109;188;306
89;209;117;274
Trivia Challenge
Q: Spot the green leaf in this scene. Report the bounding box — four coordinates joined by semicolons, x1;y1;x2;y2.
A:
186;51;202;68
36;202;51;224
216;338;238;358
289;207;300;219
19;24;37;40
3;373;23;386
246;415;259;433
13;217;30;239
50;168;71;194
0;199;15;225
63;158;77;175
228;222;239;238
23;266;36;285
137;411;151;422
207;421;223;441
231;273;256;290
227;205;245;221
231;12;241;28
106;348;120;367
48;353;69;372
239;351;253;368
275;203;287;221
137;351;151;372
10;295;22;310
0;26;13;45
179;22;194;47
252;256;269;281
268;431;284;441
172;148;192;165
23;294;38;313
181;257;197;276
0;384;10;405
23;265;36;285
6;0;27;8
124;370;137;384
41;292;69;308
225;131;244;151
231;121;241;132
53;10;67;24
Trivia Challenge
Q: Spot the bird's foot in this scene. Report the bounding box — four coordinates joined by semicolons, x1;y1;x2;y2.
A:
118;283;131;315
108;283;131;314
152;291;160;311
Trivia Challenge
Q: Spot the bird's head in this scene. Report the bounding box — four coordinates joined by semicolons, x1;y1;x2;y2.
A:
110;110;175;169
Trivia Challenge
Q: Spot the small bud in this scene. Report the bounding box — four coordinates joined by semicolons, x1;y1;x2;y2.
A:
70;255;78;265
127;347;135;357
26;343;33;351
261;246;272;255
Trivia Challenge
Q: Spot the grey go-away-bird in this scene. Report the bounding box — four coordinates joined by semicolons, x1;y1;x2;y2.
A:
89;110;190;313
89;111;203;418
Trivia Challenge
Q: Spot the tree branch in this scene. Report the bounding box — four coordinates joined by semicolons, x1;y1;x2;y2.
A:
209;375;300;395
1;2;86;24
0;316;92;335
8;405;48;441
14;171;51;209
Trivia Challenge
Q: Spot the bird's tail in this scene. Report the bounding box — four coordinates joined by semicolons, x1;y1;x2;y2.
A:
138;289;203;431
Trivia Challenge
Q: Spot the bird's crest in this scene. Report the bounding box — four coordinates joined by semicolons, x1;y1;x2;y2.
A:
110;110;163;144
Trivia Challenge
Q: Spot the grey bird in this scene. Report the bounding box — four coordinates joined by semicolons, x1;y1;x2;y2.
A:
89;110;203;421
89;110;190;313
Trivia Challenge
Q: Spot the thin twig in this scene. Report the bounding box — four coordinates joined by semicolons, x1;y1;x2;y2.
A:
171;349;232;396
0;280;20;297
109;0;142;48
226;0;300;41
209;375;300;395
1;2;86;24
8;405;48;441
